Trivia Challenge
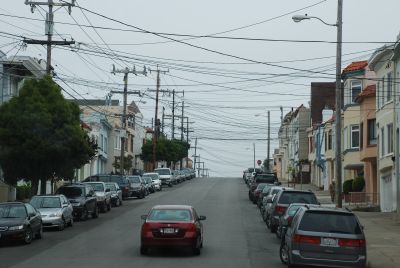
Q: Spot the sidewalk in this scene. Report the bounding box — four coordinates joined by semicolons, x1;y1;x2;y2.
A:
288;182;400;267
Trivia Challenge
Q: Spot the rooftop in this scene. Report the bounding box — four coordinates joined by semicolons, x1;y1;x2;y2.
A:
342;61;368;73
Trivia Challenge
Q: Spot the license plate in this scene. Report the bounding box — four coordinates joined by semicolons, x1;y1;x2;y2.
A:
163;228;175;234
321;237;338;247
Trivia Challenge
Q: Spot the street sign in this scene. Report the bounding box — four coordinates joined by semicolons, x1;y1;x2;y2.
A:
257;160;262;166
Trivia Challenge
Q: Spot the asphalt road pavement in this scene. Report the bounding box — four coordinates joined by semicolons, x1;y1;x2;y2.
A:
0;178;285;268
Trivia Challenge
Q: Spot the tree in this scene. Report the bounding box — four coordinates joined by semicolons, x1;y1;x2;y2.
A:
112;155;134;174
140;138;190;167
0;76;96;195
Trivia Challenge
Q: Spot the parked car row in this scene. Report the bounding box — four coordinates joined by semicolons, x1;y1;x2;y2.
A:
243;171;368;268
0;169;198;245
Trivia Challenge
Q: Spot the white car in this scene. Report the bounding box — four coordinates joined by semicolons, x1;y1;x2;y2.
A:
143;173;162;191
154;168;173;187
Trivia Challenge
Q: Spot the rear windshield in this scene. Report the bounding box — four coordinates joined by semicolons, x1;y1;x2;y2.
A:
278;192;318;204
110;176;127;184
256;183;268;190
30;197;61;209
56;187;84;198
129;176;141;183
287;205;303;216
262;184;275;193
154;169;171;175
89;183;104;192
148;209;192;222
298;211;362;234
255;175;276;183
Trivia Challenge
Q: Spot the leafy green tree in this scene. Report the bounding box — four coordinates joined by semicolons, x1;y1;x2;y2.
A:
0;76;96;195
140;138;189;167
112;155;133;174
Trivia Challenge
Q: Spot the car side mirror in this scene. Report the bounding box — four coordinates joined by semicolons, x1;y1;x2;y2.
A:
199;215;206;221
62;203;68;208
141;215;147;220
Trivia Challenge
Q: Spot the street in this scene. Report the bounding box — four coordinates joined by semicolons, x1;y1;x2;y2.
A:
0;178;283;268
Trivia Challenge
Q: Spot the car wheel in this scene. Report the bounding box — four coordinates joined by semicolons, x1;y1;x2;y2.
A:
266;216;271;228
59;217;66;231
24;227;33;244
36;225;43;239
192;245;201;255
68;217;73;227
270;224;277;233
92;206;99;219
279;242;289;264
100;203;106;213
81;207;89;221
140;246;148;255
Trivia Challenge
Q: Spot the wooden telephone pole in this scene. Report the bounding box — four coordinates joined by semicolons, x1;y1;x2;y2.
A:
111;65;146;174
24;0;75;75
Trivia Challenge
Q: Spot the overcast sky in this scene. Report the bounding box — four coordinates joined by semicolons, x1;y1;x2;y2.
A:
1;0;400;177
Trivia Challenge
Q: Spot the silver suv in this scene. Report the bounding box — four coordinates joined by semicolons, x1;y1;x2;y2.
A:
280;206;366;267
83;182;112;213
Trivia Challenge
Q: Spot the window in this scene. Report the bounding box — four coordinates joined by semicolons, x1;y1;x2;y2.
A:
328;130;332;150
351;80;362;103
309;137;313;153
114;135;121;150
343;126;348;150
387;72;392;102
360;122;364;149
388;124;393;154
377;81;381;109
367;119;376;145
381;127;385;156
100;134;104;151
350;125;359;149
104;137;108;153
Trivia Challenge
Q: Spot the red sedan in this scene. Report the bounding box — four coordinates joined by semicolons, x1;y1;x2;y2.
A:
140;205;206;255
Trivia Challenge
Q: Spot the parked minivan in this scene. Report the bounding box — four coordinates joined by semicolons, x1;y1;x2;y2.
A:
83;174;131;200
154;168;173;187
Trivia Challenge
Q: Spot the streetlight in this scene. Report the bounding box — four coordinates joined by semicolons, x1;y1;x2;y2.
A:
292;0;343;208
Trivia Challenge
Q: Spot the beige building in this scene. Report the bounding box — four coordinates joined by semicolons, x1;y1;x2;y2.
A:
355;84;378;204
341;61;375;184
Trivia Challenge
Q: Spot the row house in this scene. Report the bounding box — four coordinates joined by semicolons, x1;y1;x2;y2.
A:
369;44;398;212
0;53;46;201
341;61;375;188
73;99;145;180
274;105;310;182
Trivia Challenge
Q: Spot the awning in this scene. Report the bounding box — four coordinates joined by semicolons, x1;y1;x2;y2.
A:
343;163;363;170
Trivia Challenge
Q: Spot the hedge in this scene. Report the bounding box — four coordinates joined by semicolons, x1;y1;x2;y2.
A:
352;176;365;192
342;179;353;195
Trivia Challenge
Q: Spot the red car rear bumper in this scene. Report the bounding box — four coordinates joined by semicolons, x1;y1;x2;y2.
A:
141;231;198;248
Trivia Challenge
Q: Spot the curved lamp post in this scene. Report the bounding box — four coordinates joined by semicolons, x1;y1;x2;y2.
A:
292;0;343;208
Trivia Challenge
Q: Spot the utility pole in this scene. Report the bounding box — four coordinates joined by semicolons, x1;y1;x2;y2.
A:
180;95;185;169
162;106;165;136
24;0;75;75
198;155;201;177
185;118;194;168
172;89;175;139
267;110;271;172
194;138;198;172
112;65;146;175
149;67;169;170
335;0;343;208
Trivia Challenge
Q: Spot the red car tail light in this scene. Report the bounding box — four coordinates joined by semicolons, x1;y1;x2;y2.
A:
123;186;129;192
338;238;366;248
293;234;320;244
141;223;152;236
275;206;286;214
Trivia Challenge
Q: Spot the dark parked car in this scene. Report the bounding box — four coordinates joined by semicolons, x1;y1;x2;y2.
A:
267;189;319;233
280;206;366;268
84;174;131;200
56;183;98;220
0;202;43;244
127;176;146;199
30;195;73;231
248;173;278;202
249;183;269;204
140;205;206;255
257;184;276;208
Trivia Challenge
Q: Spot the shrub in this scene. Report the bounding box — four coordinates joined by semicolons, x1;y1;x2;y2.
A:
16;184;32;200
343;179;353;194
352;176;365;192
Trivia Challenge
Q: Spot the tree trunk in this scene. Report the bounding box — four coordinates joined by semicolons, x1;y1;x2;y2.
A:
31;179;39;197
40;178;47;194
